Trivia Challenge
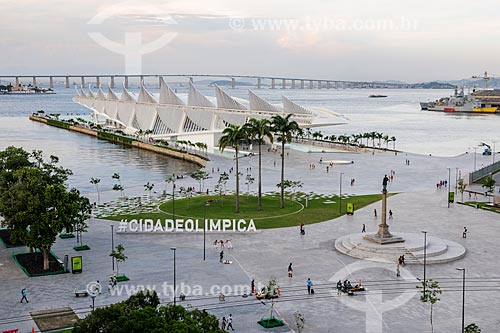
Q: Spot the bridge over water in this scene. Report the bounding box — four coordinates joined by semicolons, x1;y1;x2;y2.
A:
0;74;418;90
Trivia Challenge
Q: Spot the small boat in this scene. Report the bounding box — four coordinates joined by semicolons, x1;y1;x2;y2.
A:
369;94;387;98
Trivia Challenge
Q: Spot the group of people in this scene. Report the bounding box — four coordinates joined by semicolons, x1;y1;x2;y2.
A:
220;313;235;331
436;180;448;189
336;279;362;295
213;239;233;250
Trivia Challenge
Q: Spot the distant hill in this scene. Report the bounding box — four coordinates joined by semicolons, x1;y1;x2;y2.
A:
415;81;456;89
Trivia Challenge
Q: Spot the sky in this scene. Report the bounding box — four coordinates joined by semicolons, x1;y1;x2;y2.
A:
1;0;499;82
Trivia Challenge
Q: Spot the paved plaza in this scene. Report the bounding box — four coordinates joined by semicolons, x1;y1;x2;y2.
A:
1;144;499;332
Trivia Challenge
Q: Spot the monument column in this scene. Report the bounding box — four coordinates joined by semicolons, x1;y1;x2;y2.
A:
364;175;404;244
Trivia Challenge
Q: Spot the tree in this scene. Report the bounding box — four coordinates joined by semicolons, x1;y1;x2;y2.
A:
457;178;467;202
245;174;255;193
244;118;273;211
144;181;155;197
112;172;124;197
110;244;127;277
464;323;481;333
0;147;90;270
391;136;397;150
418;279;442;333
190;170;210;192
73;290;224;333
219;172;229;194
90;177;101;204
482;175;496;196
294;310;305;333
272;114;300;208
276;180;302;200
218;125;248;213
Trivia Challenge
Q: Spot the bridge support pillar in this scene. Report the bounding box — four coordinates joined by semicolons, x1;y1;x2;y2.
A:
110;76;115;88
282;79;286;89
49;77;54;89
318;80;322;89
257;78;261;89
291;80;295;89
271;78;275;89
96;76;100;88
81;76;85;87
309;80;313;89
140;75;144;85
300;80;305;89
358;82;362;89
231;77;236;89
15;77;19;86
65;76;70;88
32;76;37;87
342;82;346;89
158;76;162;88
326;81;331;89
124;76;129;89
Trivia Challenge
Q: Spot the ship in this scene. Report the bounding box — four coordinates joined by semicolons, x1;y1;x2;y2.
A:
0;84;55;95
421;87;499;113
369;94;387;98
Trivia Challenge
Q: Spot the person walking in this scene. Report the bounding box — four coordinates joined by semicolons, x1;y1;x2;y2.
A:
227;314;234;331
20;288;28;303
221;316;227;330
389;210;393;219
463;226;467;238
288;263;293;278
219;250;224;262
396;263;401;277
307;278;313;294
374;209;377;218
361;224;366;233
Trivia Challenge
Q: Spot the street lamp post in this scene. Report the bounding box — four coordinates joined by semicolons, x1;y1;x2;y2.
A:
457;267;466;333
473;147;477;171
493;141;497;164
111;225;115;271
203;203;210;261
339;173;344;214
170;247;177;305
447;168;451;208
421;231;427;293
172;176;176;223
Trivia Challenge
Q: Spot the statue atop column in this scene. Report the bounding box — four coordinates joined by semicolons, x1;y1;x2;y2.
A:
382;174;389;192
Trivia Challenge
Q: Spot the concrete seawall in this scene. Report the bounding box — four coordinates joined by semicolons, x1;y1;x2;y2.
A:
29;115;207;167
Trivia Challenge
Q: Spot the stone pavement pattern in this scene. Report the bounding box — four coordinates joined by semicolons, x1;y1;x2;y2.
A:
1;146;499;332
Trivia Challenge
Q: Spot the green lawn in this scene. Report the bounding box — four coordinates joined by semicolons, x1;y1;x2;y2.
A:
105;193;384;229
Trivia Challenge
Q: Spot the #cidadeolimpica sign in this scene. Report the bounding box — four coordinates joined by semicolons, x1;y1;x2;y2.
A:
118;218;258;233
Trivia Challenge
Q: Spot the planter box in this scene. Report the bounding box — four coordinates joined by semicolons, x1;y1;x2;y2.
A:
258;317;284;328
73;245;90;251
59;233;75;239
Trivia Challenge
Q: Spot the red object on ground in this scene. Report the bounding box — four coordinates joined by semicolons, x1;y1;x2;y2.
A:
3;328;19;333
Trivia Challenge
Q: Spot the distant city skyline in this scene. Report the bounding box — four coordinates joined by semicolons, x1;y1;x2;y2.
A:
1;0;499;82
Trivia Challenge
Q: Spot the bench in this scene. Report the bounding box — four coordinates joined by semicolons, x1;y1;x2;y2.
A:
3;329;19;333
75;290;89;297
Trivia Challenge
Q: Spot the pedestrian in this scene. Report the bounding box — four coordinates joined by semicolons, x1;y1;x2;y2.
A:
288;263;293;278
274;160;276;167
401;255;406;266
389;210;393;219
251;279;255;294
307;278;313;294
220;250;224;262
300;223;305;235
213;239;218;250
396;263;401;277
463;227;467;238
227;314;234;331
374;209;377;218
20;288;28;303
336;280;342;295
226;239;233;249
361;224;366;233
221;316;227;330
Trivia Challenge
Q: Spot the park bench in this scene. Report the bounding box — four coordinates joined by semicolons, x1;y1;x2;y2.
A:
74;290;89;297
3;328;19;333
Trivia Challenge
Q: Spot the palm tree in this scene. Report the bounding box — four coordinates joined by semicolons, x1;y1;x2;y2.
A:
391;136;397;150
218;125;248;213
244;118;273;211
383;135;389;148
271;114;300;209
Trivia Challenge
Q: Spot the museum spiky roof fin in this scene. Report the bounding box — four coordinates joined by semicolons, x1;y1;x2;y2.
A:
159;77;184;105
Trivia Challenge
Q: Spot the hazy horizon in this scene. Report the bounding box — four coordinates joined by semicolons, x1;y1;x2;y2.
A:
1;0;499;82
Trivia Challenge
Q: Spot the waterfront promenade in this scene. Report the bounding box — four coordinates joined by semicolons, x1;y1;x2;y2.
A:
0;146;498;332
